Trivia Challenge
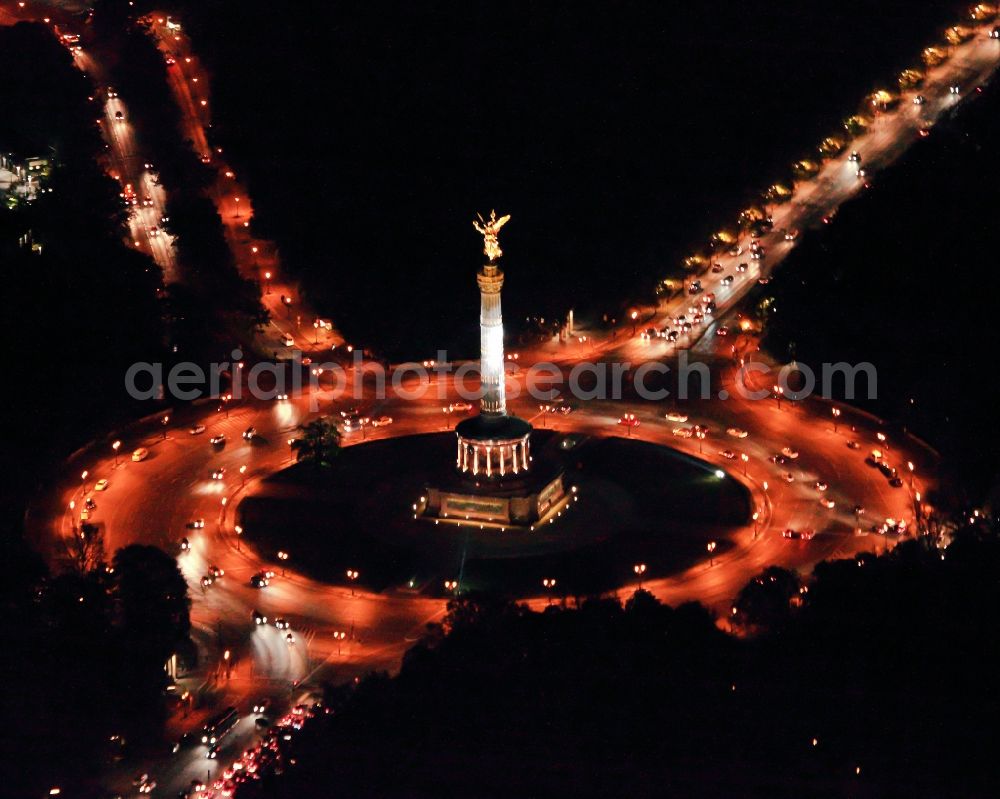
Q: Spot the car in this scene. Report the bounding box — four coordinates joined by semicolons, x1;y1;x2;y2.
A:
783;229;799;241
877;462;894;478
992;26;1000;39
180;537;190;552
210;433;226;445
148;225;160;237
208;565;225;578
138;777;156;794
864;456;879;468
107;87;119;99
728;245;742;256
187;518;205;529
94;479;109;491
80;508;90;521
250;572;270;588
672;426;694;438
918;128;930;138
781;472;795;483
340;407;361;418
820;498;836;509
769;454;789;465
114;110;124;121
85;498;97;511
736;262;749;273
285;632;295;645
372;415;394;427
665;411;688;423
949;84;960;95
814;481;829;492
275;393;289;401
141;196;154;207
254;716;271;729
274;618;290;630
726;427;748;439
913;94;926;105
848;150;861;163
889;476;904;488
853;505;866;516
165;54;176;65
559;404;574;415
201;575;215;588
253;698;271;714
253;609;268;625
688;280;702;294
711;262;724;273
243;426;256;440
715;326;729;337
132;447;149;462
207;744;220;760
449;401;473;412
211;467;226;480
781;447;799;459
782;529;814;540
719;449;737;459
722;275;735;285
282;335;295;347
847;440;860;450
750;248;762;260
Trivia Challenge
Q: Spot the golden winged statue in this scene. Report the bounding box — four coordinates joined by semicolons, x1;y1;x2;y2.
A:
473;210;511;262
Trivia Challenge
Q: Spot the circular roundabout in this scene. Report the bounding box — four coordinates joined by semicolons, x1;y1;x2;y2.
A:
235;430;751;596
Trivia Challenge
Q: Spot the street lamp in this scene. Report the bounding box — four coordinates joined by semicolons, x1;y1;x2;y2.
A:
81;470;89;493
264;270;271;294
234;524;242;552
538;404;554;427
772;385;783;410
313;319;321;345
233;196;241;218
333;630;347;655
752;511;760;538
633;562;647;587
832;407;841;432
907;460;915;489
277;550;289;576
876;431;887;449
444;579;458;594
707;540;717;566
346;568;359;595
618;413;639;437
240;464;247;485
542;577;557;603
695;429;706;454
112;440;121;467
162;414;170;439
630;309;639;335
740;452;749;475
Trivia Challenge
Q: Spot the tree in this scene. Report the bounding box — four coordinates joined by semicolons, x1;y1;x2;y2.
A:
291;417;342;468
732;565;800;631
65;522;106;574
110;545;191;701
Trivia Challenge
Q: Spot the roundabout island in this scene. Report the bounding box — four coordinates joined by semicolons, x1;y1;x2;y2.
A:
236;431;751;596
